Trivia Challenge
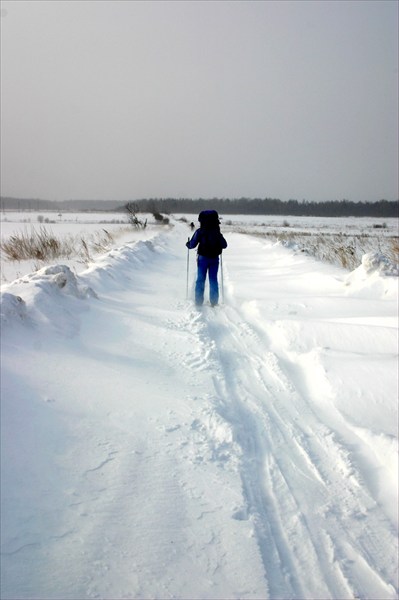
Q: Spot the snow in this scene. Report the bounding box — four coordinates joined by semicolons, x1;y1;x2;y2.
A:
0;211;155;284
1;217;398;599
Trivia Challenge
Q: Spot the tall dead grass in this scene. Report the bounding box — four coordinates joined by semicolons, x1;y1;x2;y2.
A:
1;227;116;265
236;228;399;271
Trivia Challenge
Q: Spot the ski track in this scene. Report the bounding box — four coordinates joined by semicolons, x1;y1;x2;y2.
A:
188;303;397;600
174;230;397;599
1;225;398;599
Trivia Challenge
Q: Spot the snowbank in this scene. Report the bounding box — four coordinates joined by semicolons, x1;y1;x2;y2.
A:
345;252;399;298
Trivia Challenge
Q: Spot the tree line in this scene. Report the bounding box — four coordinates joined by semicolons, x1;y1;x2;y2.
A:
125;198;398;218
1;196;397;217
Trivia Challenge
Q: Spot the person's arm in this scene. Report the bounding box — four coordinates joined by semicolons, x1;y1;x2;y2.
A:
220;233;228;249
186;229;201;249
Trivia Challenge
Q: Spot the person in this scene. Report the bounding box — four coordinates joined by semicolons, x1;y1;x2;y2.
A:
186;210;227;306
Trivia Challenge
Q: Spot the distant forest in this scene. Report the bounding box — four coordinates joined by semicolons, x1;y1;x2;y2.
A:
127;197;398;218
1;196;398;218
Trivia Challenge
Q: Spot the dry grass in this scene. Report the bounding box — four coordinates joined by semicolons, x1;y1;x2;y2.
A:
388;238;399;264
1;227;116;265
2;223;398;274
235;228;399;271
1;227;72;261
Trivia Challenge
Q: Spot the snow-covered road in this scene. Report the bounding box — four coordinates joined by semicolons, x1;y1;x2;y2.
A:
1;222;398;599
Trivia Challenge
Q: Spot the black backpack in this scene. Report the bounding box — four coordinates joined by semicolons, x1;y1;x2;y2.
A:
197;210;223;258
198;210;220;229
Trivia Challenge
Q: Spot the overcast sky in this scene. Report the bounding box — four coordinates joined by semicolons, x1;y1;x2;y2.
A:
1;0;398;202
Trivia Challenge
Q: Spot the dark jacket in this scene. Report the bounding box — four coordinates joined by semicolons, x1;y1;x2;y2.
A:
186;228;227;258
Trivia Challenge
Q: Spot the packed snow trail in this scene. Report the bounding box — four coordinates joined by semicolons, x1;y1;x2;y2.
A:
1;222;397;599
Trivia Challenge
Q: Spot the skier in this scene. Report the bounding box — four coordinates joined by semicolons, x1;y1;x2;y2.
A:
186;210;227;307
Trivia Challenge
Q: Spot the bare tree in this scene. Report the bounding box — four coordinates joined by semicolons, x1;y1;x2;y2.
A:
125;202;147;229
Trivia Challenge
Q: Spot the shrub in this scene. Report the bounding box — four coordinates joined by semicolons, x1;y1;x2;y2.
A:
373;222;387;229
153;212;170;225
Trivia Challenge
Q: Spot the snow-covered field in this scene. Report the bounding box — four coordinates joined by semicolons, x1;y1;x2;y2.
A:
1;214;398;599
2;211;397;282
0;211;147;284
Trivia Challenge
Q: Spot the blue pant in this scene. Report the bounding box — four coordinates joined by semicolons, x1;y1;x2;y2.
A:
195;256;220;306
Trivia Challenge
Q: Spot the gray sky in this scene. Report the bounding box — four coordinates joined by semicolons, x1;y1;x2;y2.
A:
1;0;398;202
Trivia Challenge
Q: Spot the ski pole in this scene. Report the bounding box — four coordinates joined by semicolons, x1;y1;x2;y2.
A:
220;252;224;304
186;237;190;300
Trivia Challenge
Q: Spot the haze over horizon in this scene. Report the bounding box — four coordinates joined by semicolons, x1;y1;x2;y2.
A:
1;0;398;203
